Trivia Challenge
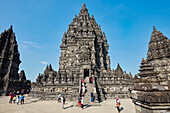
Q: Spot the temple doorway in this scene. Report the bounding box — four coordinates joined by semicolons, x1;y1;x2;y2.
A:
84;69;89;79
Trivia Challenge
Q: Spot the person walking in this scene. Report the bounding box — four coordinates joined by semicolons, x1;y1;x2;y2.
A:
91;92;94;102
91;77;93;83
61;95;64;110
58;93;61;102
16;95;20;105
82;85;85;96
9;93;13;104
116;98;121;113
13;96;17;103
20;94;24;104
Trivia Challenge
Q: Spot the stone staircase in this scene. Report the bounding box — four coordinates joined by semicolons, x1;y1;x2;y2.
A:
83;77;92;104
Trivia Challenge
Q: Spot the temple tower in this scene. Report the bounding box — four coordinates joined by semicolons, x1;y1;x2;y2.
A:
32;3;134;101
0;26;31;95
131;26;170;113
59;3;111;84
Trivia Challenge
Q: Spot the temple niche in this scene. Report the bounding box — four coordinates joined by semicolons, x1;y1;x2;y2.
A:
0;26;31;95
31;3;134;102
131;26;170;113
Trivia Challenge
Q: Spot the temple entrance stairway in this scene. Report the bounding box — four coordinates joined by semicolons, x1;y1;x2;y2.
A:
83;77;92;104
80;77;101;106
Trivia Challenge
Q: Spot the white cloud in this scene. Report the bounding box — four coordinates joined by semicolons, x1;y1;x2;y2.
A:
22;41;40;48
20;44;28;48
40;61;48;65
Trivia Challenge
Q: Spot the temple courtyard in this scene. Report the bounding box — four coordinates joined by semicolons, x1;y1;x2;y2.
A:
0;95;135;113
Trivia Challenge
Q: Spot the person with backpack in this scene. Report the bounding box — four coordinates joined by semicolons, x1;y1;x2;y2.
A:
116;97;121;113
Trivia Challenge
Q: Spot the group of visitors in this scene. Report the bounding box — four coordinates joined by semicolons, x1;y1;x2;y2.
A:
77;78;87;109
58;93;65;110
9;90;25;105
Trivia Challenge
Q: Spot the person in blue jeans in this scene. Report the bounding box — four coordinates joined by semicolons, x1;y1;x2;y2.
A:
91;92;94;102
20;94;24;104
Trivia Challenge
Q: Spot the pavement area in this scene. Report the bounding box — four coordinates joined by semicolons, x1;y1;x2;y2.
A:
0;95;135;113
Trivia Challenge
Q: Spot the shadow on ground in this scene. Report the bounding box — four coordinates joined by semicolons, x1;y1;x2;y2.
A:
24;98;41;105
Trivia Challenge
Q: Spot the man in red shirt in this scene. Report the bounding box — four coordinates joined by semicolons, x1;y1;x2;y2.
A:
9;93;13;104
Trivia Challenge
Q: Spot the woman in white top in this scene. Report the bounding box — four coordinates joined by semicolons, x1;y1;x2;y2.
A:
61;96;64;109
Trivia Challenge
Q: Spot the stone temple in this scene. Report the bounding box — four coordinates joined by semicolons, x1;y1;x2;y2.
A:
31;3;134;102
0;26;31;95
131;26;170;113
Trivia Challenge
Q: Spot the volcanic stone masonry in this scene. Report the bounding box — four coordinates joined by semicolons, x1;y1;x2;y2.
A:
131;26;170;113
31;3;134;102
0;26;31;96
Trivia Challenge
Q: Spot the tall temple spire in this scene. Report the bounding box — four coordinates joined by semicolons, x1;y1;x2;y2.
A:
147;26;169;60
78;3;91;20
0;26;30;95
115;63;123;73
48;64;53;71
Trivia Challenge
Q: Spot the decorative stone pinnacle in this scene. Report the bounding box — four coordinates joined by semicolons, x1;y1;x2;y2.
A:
82;3;86;7
75;14;77;18
8;25;13;32
102;32;105;37
99;25;101;29
153;26;156;31
92;15;94;19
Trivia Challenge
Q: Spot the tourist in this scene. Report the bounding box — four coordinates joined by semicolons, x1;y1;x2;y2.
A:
91;92;94;102
81;79;84;83
116;98;121;113
13;96;17;103
9;92;13;104
63;96;65;104
20;94;24;104
21;89;24;95
61;95;64;109
82;86;85;96
58;93;61;102
91;77;93;83
16;90;20;95
16;95;20;105
78;97;81;108
89;77;91;83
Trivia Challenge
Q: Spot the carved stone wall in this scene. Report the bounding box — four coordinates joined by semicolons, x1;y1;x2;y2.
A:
31;3;134;101
131;26;170;113
0;26;31;95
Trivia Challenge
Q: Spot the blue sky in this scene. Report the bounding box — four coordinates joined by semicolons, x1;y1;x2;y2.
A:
0;0;170;81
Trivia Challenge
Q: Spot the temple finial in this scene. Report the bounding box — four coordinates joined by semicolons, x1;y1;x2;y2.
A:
75;14;77;18
92;15;94;19
82;3;86;7
8;25;13;32
153;26;156;31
